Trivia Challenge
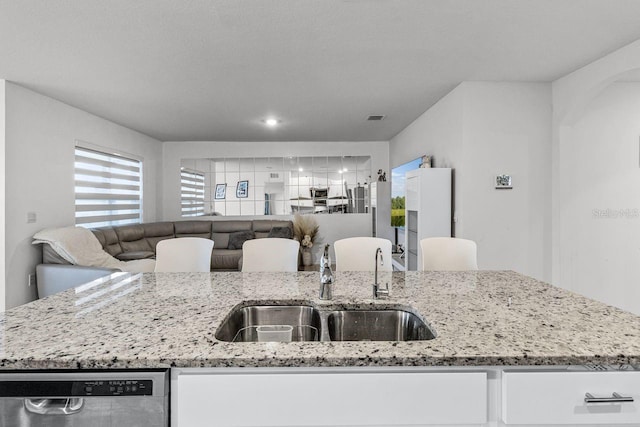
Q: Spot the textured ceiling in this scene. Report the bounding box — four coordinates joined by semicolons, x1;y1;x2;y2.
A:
2;0;640;141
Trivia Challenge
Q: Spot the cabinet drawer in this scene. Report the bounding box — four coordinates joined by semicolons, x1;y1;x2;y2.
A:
502;371;640;425
178;371;487;426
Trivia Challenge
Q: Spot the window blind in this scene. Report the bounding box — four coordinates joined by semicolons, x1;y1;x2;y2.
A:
75;146;142;228
181;169;205;217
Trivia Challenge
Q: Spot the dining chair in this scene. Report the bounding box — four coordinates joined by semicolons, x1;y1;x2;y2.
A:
154;237;214;272
241;238;300;272
334;237;393;272
419;237;478;271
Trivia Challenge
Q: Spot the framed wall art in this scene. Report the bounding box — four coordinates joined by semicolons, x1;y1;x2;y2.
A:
236;180;249;198
214;183;227;199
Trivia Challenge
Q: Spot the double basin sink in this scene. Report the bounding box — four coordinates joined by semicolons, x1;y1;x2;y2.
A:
215;304;436;343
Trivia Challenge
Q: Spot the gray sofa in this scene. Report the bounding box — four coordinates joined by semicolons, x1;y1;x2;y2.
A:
41;219;295;272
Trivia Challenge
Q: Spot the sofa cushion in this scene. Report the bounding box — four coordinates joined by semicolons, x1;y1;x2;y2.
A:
228;230;255;250
92;227;123;256
33;226;131;270
211;232;230;249
255;220;294;239
143;222;175;249
115;225;153;253
211;249;243;270
143;222;175;237
267;226;293;239
91;229;106;247
212;220;252;233
174;221;212;239
116;251;155;261
253;220;293;232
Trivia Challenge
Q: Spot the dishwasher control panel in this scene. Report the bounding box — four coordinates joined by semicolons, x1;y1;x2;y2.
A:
80;379;153;396
0;379;153;397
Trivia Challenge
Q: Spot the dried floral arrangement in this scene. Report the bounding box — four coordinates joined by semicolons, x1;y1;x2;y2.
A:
292;213;319;250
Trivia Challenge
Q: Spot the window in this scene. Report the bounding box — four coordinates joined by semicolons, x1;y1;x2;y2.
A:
74;146;142;228
181;168;205;217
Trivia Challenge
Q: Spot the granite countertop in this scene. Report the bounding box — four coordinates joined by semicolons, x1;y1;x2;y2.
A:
1;270;640;369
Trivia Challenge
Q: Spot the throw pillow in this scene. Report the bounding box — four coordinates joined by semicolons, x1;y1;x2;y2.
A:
267;226;292;239
228;230;255;250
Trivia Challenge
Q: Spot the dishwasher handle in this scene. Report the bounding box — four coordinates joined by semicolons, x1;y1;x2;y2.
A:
24;398;85;415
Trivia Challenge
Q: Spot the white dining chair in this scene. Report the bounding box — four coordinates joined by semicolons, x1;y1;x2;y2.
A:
419;237;478;271
154;237;214;272
241;238;300;272
334;237;393;272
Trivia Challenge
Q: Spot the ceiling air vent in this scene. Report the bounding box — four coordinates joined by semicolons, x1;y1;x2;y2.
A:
367;115;385;121
270;172;279;179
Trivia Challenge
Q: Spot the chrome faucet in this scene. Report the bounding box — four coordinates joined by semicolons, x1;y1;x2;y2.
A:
373;247;389;299
319;244;334;300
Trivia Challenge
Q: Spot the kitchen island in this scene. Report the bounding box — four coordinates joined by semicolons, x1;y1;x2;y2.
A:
2;270;640;426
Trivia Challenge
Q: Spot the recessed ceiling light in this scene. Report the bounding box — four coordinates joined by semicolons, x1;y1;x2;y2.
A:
263;118;280;127
298;167;303;172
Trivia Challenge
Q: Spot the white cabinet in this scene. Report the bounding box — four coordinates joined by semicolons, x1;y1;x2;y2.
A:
369;181;393;243
172;366;640;427
404;168;452;270
175;368;487;427
502;370;640;425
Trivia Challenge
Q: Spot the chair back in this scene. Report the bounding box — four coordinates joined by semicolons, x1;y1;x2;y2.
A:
334;237;393;272
420;237;478;271
154;237;214;272
242;238;300;272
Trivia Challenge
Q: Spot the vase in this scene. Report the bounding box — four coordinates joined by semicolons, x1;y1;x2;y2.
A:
301;249;312;266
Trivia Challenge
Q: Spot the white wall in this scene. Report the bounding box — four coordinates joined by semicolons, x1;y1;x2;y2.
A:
0;80;6;311
553;39;640;126
390;82;551;281
162;140;390;260
551;39;640;287
558;83;640;314
461;82;551;280
3;83;163;309
391;84;465;235
550;39;640;314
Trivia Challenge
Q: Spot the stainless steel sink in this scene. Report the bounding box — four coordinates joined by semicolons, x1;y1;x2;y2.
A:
215;305;322;342
216;304;435;343
326;309;435;341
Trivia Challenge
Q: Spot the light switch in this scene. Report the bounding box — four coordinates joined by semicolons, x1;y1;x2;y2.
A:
27;212;37;223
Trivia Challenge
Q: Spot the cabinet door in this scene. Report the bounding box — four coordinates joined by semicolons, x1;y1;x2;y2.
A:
177;371;487;426
405;174;419;211
502;371;640;425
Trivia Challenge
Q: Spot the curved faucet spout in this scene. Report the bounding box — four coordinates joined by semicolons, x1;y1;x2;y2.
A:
373;247;389;299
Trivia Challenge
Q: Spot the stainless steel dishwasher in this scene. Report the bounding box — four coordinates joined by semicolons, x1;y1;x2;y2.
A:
0;370;169;426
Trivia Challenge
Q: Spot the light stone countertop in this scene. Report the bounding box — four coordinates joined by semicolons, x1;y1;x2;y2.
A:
1;270;639;369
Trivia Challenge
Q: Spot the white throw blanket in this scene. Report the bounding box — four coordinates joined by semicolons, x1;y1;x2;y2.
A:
33;226;155;272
